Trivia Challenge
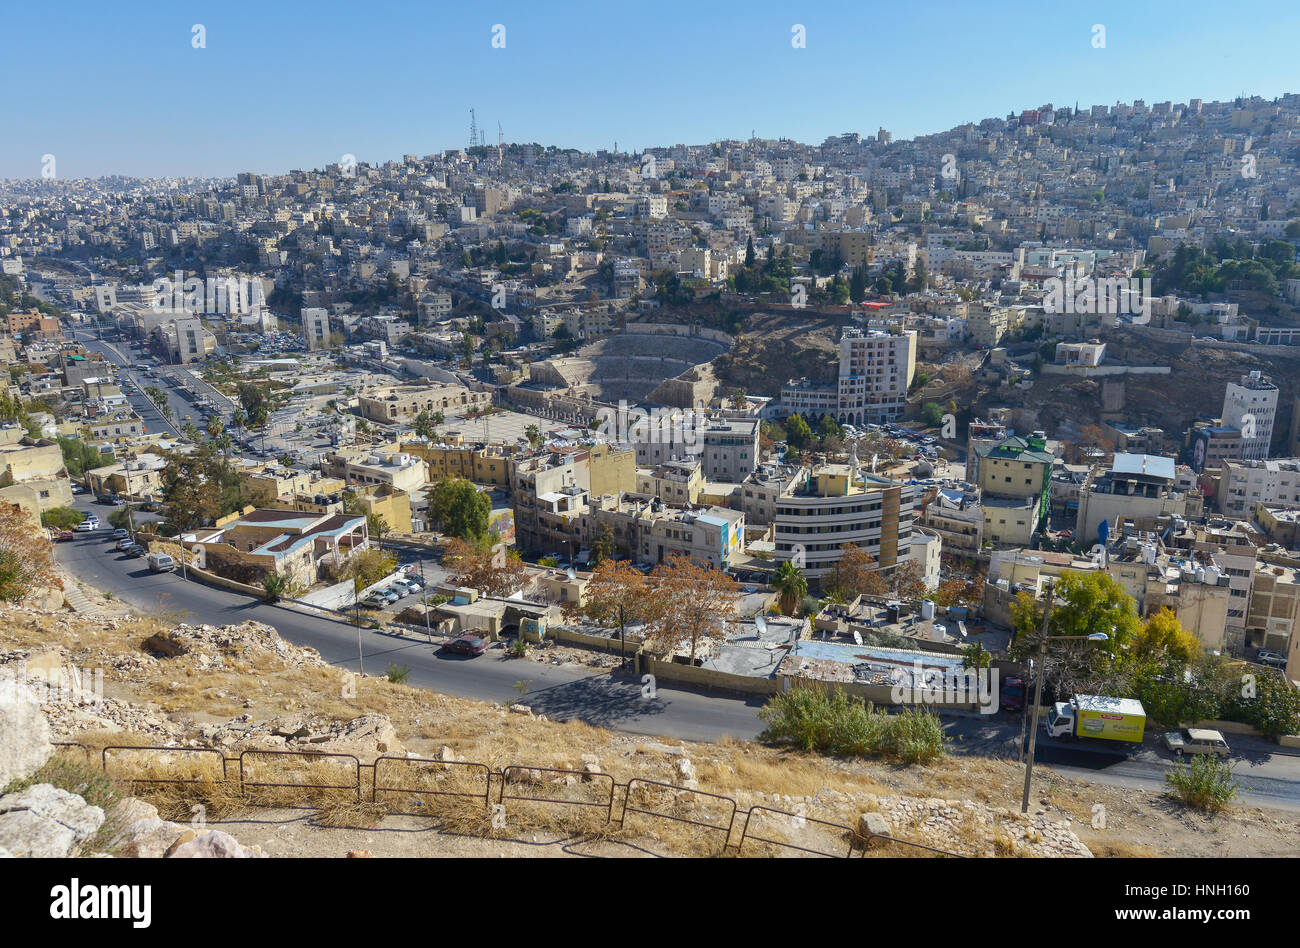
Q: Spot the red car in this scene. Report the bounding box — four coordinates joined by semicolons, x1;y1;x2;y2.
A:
55;530;74;541
441;635;487;657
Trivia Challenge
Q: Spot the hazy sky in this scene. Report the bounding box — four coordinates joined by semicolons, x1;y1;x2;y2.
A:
2;0;1297;179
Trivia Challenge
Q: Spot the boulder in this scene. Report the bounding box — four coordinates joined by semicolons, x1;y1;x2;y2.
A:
165;830;264;858
0;784;105;857
0;679;54;787
855;812;893;850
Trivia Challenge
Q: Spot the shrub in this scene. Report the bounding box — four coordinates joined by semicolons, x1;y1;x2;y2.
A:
41;507;84;530
261;574;288;603
1165;755;1239;813
385;663;411;684
757;684;946;763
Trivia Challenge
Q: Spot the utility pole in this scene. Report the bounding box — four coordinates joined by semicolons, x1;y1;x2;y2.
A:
1020;583;1054;813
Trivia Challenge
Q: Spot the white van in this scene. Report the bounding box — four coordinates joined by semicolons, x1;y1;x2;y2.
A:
146;552;175;572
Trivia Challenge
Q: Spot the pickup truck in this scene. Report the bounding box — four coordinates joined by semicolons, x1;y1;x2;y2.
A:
1163;728;1231;758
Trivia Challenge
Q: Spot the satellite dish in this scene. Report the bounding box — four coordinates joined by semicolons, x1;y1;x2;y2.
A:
754;614;768;636
852;630;863;646
565;566;577;580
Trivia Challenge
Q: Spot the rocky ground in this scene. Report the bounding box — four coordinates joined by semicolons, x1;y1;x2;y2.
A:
2;578;1297;857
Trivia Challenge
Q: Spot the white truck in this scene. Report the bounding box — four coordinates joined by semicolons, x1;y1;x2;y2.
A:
1045;694;1146;744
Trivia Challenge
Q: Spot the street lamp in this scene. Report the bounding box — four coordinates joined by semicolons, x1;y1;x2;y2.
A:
1020;580;1110;814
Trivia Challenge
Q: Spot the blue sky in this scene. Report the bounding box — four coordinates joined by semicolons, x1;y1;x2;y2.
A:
2;0;1297;179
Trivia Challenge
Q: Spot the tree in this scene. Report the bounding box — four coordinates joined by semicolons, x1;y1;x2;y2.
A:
347;548;397;593
590;522;615;566
828;543;888;598
922;402;944;427
642;554;741;663
366;512;390;549
816;415;842;443
1129;608;1200;667
784;413;812;449
772;561;807;616
890;560;928;600
158;447;224;530
427;477;491;540
206;416;223;441
524;423;542;448
566;558;660;662
1008;571;1140;693
0;502;59;601
442;535;525;597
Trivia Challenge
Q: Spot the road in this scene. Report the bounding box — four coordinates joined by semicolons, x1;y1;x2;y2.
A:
55;503;1300;809
70;328;192;437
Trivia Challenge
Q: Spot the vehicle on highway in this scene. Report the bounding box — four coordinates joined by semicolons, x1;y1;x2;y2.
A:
1045;694;1146;743
1163;728;1231;758
146;552;175;572
1256;649;1288;669
440;635;488;657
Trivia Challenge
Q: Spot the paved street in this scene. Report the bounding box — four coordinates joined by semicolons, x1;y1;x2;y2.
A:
54;505;1300;810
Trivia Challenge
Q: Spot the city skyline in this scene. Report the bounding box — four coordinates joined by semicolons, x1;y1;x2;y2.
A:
2;0;1299;179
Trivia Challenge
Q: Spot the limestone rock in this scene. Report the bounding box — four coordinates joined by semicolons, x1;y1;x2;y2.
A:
0;679;53;787
0;784;104;857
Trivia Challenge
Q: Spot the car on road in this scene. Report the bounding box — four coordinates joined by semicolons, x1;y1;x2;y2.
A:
123;544;145;558
1256;649;1289;669
55;530;74;541
75;519;99;532
387;582;410;599
393;578;422;595
112;528;129;540
440;635;488;657
999;676;1026;713
1163;728;1231;758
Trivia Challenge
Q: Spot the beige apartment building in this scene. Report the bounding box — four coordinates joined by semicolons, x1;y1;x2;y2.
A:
358;383;491;424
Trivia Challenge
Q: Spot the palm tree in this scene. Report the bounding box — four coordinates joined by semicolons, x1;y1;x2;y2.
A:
773;561;807;616
205;416;222;440
524;423;541;447
232;409;246;441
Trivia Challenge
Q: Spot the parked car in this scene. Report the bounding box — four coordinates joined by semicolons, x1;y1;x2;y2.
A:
1256;649;1288;669
1163;728;1231;757
55;530;74;541
124;544;146;558
362;593;388;609
116;538;135;551
393;578;421;595
441;635;488;657
75;519;99;532
388;583;410;599
999;676;1026;714
111;528;129;540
